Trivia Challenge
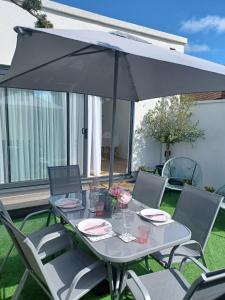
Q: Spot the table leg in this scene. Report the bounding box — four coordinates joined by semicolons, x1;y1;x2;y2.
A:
107;263;114;300
107;263;124;300
118;264;127;300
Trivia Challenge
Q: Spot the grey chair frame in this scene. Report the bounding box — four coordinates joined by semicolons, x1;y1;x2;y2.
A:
133;170;168;209
216;184;225;209
152;185;223;268
162;156;202;191
0;200;69;275
124;256;225;300
48;165;82;196
0;213;106;300
47;165;82;225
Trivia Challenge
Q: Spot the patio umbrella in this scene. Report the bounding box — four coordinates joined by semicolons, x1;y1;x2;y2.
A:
1;27;225;186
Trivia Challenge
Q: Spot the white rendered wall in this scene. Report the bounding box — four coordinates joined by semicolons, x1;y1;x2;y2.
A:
171;100;225;189
132;98;162;171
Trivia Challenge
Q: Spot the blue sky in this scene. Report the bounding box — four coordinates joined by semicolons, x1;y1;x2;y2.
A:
54;0;225;64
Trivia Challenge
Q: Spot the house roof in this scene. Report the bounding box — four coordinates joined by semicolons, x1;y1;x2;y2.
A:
191;91;225;101
42;0;187;45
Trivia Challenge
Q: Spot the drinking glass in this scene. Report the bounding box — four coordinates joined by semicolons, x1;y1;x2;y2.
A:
95;201;105;217
137;225;150;244
123;210;135;234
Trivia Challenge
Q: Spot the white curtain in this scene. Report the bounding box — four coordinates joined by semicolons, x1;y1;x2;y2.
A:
69;93;84;174
7;89;67;182
87;96;102;177
0;88;5;183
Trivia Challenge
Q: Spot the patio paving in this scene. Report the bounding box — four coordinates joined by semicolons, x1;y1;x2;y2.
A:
1;190;225;299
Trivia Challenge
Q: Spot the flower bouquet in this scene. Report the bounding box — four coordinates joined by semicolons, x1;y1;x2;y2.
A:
109;186;132;209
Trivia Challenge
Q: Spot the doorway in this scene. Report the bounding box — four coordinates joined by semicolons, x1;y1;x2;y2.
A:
101;99;130;176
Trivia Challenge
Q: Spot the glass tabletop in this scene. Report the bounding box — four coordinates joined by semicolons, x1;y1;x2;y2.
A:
49;190;191;263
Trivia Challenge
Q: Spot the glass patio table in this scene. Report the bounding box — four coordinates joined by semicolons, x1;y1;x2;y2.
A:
49;190;191;300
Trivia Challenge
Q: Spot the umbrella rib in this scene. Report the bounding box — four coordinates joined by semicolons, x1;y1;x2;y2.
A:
123;54;139;101
1;44;109;85
69;48;112;57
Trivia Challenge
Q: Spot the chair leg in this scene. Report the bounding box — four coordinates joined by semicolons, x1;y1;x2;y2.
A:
166;245;179;268
179;257;188;273
200;251;207;268
0;243;14;275
46;211;52;227
54;214;57;224
11;269;29;300
144;256;151;272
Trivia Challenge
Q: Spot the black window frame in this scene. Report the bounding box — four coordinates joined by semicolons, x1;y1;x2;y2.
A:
0;65;134;190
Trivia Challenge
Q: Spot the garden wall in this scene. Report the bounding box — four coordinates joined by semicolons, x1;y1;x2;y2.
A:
132;98;225;189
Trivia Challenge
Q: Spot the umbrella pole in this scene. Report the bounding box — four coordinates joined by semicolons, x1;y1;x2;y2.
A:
109;51;119;188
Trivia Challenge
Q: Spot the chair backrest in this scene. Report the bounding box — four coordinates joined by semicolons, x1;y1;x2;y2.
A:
162;156;202;187
0;213;47;288
48;165;82;196
0;200;12;222
173;185;223;250
185;268;225;299
133;171;167;208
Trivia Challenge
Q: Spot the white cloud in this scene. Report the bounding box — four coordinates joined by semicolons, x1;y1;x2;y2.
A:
181;16;225;33
185;43;210;53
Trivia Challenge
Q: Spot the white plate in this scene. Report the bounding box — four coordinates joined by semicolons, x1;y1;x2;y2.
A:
55;198;82;209
140;208;171;222
77;218;112;236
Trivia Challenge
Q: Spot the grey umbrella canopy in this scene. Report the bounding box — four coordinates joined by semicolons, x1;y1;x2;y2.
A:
1;26;225;186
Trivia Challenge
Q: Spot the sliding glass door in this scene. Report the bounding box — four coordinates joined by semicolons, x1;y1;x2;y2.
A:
7;89;67;182
69;93;85;174
0;86;133;186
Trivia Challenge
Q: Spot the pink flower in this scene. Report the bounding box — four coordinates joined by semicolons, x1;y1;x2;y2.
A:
118;191;132;204
109;186;124;198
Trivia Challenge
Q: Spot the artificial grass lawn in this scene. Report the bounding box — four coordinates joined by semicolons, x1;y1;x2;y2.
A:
1;190;225;299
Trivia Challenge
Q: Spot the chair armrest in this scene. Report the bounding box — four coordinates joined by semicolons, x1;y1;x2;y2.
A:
126;270;152;300
168;239;204;267
36;229;73;252
179;256;209;273
66;260;105;300
19;209;51;230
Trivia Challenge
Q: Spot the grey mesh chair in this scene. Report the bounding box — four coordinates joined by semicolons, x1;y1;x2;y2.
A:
124;257;225;300
0;200;71;275
162;156;202;191
133;171;168;208
216;184;225;209
48;165;82;196
152;185;223;268
0;213;106;300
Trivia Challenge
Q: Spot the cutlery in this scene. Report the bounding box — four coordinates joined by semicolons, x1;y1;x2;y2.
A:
84;222;107;232
144;213;165;218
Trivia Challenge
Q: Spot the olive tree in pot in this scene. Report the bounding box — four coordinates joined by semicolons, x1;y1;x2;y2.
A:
136;95;205;162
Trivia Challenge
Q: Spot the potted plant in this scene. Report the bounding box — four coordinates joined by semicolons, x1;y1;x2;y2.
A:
204;186;215;193
136;95;205;162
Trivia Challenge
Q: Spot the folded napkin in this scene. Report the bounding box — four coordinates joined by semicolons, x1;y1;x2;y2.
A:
86;230;116;242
